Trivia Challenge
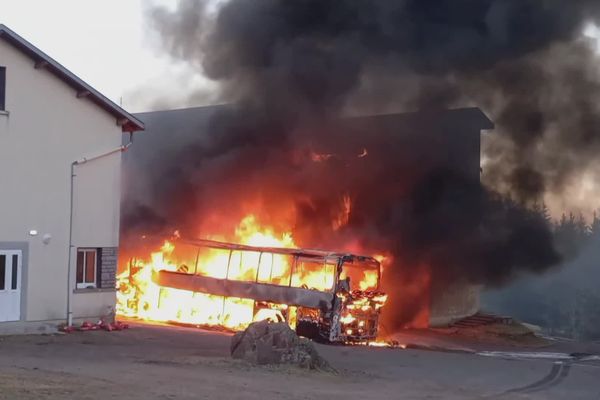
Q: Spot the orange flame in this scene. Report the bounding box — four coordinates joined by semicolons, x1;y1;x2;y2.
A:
117;213;383;332
117;215;300;330
310;151;335;162
332;194;352;231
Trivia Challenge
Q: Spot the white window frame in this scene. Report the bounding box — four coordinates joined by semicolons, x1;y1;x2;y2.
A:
76;248;97;289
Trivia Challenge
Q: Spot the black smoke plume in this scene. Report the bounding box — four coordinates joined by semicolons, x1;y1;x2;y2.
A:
128;0;600;327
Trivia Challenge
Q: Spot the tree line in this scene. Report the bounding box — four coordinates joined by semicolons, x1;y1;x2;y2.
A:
485;204;600;341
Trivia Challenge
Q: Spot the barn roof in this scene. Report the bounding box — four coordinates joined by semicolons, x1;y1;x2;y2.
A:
133;105;494;144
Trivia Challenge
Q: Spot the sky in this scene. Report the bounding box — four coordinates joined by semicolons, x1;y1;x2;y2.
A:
0;0;215;112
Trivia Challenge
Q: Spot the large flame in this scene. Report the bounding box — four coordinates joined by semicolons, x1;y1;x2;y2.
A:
116;214;363;330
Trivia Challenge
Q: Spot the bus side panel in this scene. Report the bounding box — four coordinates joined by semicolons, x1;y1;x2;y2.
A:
154;270;335;311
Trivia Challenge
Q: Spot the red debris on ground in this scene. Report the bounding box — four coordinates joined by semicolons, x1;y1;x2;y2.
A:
59;320;129;333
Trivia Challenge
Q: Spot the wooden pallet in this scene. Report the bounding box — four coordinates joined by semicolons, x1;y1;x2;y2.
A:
452;312;513;328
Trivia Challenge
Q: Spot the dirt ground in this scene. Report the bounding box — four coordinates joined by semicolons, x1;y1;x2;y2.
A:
0;321;599;400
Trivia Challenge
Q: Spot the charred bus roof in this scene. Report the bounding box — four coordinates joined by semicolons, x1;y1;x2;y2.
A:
177;237;381;268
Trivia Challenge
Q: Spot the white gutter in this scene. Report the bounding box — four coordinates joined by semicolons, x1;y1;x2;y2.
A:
65;133;133;326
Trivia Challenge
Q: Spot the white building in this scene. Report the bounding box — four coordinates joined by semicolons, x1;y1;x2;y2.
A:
0;25;144;334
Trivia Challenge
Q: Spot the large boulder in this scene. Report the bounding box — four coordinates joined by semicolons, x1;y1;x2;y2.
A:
230;320;330;370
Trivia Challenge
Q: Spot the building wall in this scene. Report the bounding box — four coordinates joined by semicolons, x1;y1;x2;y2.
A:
0;38;122;326
429;282;481;327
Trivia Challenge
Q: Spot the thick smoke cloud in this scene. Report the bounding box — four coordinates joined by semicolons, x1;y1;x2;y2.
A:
149;0;600;202
133;0;600;327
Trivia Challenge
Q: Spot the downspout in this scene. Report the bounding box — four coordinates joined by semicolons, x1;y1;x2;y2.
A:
66;133;133;326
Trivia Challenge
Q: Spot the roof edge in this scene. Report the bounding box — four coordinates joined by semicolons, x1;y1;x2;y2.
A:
0;24;144;132
347;106;495;130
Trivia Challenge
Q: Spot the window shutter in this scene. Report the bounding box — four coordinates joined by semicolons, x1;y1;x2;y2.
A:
96;249;102;288
76;251;84;284
99;247;118;289
0;67;5;111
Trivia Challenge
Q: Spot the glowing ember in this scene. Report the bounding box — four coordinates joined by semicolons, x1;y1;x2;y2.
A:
367;341;407;349
310;151;335;162
332;194;352;231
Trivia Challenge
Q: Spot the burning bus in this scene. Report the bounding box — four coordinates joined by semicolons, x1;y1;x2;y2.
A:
117;235;387;343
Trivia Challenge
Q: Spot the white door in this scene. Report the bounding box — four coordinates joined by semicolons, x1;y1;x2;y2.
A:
0;250;21;322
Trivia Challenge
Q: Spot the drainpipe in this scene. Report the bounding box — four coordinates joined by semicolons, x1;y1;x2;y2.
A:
66;133;133;326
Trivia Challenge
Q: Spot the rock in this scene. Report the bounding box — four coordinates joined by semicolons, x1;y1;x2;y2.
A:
230;320;331;370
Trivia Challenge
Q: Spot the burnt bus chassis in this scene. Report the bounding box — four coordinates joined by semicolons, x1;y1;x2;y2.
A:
151;238;385;343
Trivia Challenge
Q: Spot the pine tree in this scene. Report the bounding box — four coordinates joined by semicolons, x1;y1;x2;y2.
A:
530;201;553;229
554;213;576;235
590;211;600;239
541;203;552;226
575;213;590;242
554;212;582;258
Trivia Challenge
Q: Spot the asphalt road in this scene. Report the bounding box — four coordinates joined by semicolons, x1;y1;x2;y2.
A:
0;322;598;399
